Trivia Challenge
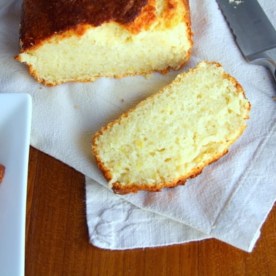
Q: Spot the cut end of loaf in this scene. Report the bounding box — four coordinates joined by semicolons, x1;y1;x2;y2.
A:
92;61;251;194
16;0;192;85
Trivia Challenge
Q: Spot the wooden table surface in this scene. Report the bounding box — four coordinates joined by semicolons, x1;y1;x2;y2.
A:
26;147;276;276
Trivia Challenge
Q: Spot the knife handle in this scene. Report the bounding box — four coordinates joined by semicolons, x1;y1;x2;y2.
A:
249;48;276;83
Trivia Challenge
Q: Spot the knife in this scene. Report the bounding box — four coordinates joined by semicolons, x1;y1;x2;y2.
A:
216;0;276;82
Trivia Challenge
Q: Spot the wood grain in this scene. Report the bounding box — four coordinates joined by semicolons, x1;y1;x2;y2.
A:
26;147;276;276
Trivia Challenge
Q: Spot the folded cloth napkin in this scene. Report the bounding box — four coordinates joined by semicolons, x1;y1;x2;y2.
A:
0;0;275;252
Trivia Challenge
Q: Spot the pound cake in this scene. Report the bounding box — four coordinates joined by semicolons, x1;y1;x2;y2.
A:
92;62;251;194
16;0;192;86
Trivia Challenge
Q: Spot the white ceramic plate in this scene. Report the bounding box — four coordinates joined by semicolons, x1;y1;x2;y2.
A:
0;93;32;276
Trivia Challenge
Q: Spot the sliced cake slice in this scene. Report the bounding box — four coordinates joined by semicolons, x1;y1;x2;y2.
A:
92;62;251;194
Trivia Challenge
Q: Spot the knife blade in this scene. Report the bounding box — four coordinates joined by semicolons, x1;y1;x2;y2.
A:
216;0;276;82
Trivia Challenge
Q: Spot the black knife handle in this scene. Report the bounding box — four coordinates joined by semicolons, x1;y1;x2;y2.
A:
249;48;276;83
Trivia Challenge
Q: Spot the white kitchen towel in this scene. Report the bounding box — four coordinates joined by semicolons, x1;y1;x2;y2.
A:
0;0;275;252
86;177;210;249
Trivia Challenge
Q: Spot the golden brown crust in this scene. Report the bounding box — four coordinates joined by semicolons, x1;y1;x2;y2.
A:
20;0;191;52
19;0;149;51
19;0;192;51
92;61;251;194
125;0;156;33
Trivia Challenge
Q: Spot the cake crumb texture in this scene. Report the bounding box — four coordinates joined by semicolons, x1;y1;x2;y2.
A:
92;62;251;194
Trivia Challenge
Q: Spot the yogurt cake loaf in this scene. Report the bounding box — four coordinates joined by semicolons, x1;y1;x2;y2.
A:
16;0;192;85
92;62;251;194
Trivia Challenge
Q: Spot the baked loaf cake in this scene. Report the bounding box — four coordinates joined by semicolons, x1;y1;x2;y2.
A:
92;62;251;194
16;0;192;86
